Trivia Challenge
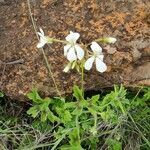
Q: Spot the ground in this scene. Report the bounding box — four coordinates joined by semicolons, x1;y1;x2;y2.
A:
0;0;150;101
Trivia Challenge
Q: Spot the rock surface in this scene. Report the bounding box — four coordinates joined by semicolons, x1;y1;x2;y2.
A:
0;0;150;101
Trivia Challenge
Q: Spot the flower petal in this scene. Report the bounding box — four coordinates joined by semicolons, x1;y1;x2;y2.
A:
63;63;71;73
67;47;77;61
37;32;44;37
95;57;107;73
64;44;71;56
37;41;45;48
65;31;80;43
37;37;47;48
39;28;44;36
75;45;84;60
91;42;102;53
97;54;104;61
84;56;95;70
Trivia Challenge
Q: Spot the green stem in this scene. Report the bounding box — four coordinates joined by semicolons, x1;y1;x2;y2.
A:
76;115;80;143
81;63;84;96
94;114;97;129
86;38;104;46
41;49;62;98
95;38;104;42
116;96;126;115
53;38;68;44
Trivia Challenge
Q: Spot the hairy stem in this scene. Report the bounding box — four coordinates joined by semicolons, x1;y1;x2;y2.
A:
81;62;84;96
27;0;61;97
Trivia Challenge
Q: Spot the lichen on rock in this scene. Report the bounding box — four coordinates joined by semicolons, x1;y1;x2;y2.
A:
0;0;150;101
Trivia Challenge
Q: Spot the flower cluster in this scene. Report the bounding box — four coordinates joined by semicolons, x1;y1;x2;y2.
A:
37;29;117;73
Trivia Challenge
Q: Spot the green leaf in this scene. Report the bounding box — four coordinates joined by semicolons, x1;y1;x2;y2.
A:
82;121;92;131
0;92;4;97
69;128;81;147
100;111;108;122
87;107;97;116
27;106;39;118
27;89;43;103
100;108;117;123
64;102;77;109
143;87;150;101
47;110;60;123
113;142;122;150
40;98;51;111
41;111;48;122
91;95;100;104
63;110;72;123
73;85;84;101
88;136;98;150
72;107;83;116
106;139;122;150
54;96;65;103
56;107;72;123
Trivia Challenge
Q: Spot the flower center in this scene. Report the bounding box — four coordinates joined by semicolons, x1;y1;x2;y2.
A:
93;51;100;57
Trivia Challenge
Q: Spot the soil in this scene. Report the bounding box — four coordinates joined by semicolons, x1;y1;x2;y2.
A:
0;0;150;101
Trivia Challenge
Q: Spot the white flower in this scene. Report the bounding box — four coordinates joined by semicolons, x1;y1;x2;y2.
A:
105;37;117;44
64;31;84;62
37;28;52;48
84;42;107;73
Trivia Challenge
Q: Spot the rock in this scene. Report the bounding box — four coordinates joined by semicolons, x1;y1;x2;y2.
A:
0;0;150;101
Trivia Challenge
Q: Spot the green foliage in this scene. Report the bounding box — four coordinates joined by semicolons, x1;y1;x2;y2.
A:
106;139;122;150
27;89;60;122
99;84;129;124
26;85;150;149
0;85;149;149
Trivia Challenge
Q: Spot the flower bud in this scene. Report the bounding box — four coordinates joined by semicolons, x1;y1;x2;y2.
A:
63;63;71;73
105;37;117;44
